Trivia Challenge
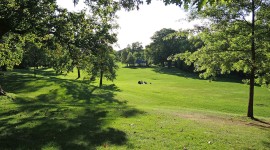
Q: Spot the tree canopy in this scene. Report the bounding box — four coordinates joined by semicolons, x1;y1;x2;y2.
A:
0;0;119;90
73;0;229;10
177;0;270;118
146;28;192;68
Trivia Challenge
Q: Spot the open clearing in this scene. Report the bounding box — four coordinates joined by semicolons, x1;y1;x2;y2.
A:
0;66;269;149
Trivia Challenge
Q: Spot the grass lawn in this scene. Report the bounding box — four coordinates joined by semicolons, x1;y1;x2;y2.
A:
0;66;269;149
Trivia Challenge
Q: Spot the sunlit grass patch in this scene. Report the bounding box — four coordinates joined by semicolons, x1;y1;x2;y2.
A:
0;66;269;149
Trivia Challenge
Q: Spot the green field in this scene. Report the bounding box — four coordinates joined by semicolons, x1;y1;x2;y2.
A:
0;65;269;149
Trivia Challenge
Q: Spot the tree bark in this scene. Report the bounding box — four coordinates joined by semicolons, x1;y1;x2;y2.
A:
77;67;81;79
99;70;103;87
247;0;255;118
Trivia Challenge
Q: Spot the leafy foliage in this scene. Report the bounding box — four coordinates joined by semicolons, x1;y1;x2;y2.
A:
146;28;192;68
118;42;147;67
178;0;270;117
126;52;135;66
74;0;229;10
0;0;120;88
0;34;24;70
181;1;270;85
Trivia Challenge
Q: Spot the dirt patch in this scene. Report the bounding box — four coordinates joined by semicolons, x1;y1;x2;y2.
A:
174;112;270;129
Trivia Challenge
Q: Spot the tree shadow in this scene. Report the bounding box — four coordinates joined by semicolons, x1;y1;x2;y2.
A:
0;107;127;149
248;117;270;129
120;108;145;118
252;118;270;125
0;69;144;149
153;67;244;84
153;67;200;79
122;66;153;69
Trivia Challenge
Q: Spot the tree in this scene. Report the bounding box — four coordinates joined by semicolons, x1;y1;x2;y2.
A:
85;0;119;87
0;34;24;71
147;28;183;68
60;10;94;79
0;0;57;38
171;29;204;71
179;0;270;118
0;0;59;94
91;48;118;87
120;49;129;64
0;0;121;95
126;52;135;66
130;42;143;53
21;33;47;76
120;42;145;67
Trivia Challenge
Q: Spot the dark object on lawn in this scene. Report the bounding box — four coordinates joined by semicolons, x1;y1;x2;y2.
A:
0;85;6;96
138;81;143;84
144;81;147;84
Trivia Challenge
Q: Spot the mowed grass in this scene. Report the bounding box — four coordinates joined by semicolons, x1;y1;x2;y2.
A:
0;66;269;149
115;66;270;117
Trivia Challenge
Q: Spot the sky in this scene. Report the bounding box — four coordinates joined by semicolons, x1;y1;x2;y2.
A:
56;0;199;50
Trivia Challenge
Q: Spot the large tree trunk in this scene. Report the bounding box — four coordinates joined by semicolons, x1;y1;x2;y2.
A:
99;70;103;87
77;67;81;79
248;69;255;118
247;0;255;118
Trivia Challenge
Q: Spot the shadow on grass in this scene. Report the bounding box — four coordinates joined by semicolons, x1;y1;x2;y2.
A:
252;118;270;125
0;69;144;149
153;67;244;84
122;66;153;69
248;117;270;129
121;108;145;118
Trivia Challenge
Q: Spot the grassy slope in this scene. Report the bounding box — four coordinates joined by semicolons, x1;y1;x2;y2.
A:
114;66;270;117
0;66;269;149
105;65;270;149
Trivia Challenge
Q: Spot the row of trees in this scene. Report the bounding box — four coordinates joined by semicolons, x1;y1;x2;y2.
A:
0;0;119;87
118;28;201;71
0;0;214;87
117;42;146;66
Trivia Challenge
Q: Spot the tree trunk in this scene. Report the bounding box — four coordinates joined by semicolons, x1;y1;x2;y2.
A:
77;67;81;79
34;65;38;78
248;69;255;118
99;70;103;87
0;24;10;39
1;65;7;71
0;85;6;96
248;0;255;118
168;61;172;69
162;62;165;67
